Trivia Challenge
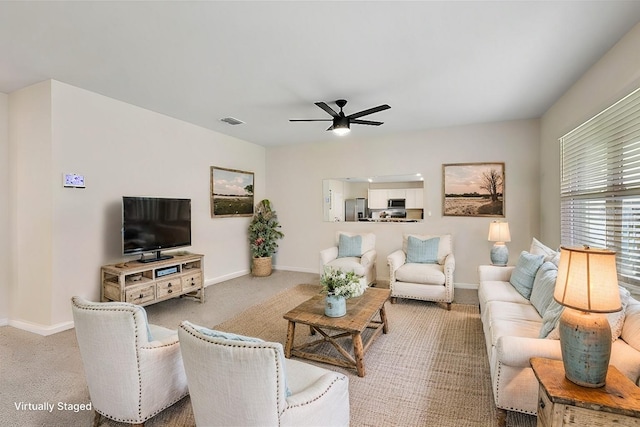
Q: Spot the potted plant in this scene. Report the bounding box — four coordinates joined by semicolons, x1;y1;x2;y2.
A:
320;267;364;317
248;199;284;276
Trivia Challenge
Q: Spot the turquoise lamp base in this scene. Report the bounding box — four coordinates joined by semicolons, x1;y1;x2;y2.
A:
559;308;612;388
490;243;509;266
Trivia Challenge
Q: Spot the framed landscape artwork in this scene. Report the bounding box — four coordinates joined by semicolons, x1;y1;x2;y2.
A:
442;162;505;217
210;166;254;218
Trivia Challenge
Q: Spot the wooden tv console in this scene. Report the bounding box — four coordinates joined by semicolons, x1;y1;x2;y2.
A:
101;253;204;306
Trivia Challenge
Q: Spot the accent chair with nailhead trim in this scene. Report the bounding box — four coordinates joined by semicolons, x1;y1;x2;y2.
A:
71;296;188;427
178;320;350;426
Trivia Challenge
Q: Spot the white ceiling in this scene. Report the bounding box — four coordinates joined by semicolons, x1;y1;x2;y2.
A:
1;1;640;147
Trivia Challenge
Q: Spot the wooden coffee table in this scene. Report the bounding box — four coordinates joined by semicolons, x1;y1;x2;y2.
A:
283;287;390;377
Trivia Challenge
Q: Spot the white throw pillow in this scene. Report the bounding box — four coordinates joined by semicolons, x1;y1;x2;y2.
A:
622;297;640;351
529;238;560;266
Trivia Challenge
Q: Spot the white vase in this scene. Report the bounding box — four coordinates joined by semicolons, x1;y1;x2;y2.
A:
325;294;347;317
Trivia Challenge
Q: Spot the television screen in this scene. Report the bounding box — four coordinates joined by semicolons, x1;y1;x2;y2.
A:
122;197;191;259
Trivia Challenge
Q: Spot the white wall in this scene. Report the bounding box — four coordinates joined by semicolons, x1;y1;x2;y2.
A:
267;119;540;286
540;22;640;247
9;80;265;333
9;81;54;329
0;92;8;324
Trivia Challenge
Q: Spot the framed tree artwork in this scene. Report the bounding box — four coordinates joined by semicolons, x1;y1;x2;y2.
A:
442;162;505;217
210;166;255;218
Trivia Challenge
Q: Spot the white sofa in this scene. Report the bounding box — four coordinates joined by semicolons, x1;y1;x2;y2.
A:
478;240;640;418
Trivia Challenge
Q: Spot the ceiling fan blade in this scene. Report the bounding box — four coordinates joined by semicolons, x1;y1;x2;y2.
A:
315;102;339;117
326;125;334;131
289;119;333;122
347;104;391;120
351;119;384;126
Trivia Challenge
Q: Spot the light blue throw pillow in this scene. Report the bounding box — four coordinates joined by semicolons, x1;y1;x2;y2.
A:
338;234;362;258
510;251;545;299
136;306;154;342
529;262;558;317
192;323;264;343
539;299;564;338
406;236;440;263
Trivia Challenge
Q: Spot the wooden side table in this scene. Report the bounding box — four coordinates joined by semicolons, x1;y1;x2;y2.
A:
530;357;640;427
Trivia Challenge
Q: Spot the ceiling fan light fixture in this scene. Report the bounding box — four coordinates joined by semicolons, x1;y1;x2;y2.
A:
333;117;350;136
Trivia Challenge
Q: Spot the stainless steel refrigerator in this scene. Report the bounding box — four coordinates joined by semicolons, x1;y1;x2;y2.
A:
345;198;368;221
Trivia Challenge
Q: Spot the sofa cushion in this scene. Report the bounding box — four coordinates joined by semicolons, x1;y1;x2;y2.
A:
478;280;530;310
338;233;362;258
395;263;445;285
509;251;545;299
403;234;451;265
486;300;543;323
327;257;366;277
406;236;439;264
529;262;558;317
529;238;560;266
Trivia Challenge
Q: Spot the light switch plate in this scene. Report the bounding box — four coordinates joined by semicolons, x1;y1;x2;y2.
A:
63;173;85;188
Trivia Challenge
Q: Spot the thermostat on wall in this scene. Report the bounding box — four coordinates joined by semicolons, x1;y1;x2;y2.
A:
63;173;85;188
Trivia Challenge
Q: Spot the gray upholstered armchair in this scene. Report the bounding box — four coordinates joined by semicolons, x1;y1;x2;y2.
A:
178;321;350;426
71;296;188;427
387;233;455;310
319;231;377;290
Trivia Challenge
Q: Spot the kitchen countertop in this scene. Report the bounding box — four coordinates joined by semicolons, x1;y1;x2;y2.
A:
359;218;419;222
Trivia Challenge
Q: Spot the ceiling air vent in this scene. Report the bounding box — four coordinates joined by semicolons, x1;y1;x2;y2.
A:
220;117;245;126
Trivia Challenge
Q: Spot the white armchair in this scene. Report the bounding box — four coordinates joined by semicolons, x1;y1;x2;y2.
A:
71;296;188;427
320;231;377;290
178;321;350;427
387;234;455;310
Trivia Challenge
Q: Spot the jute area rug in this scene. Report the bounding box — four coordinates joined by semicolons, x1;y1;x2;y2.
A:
106;284;536;427
221;283;496;427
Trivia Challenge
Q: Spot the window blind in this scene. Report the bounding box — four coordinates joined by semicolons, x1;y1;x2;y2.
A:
560;87;640;293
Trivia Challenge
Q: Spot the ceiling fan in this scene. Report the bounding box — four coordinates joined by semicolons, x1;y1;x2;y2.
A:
290;99;391;135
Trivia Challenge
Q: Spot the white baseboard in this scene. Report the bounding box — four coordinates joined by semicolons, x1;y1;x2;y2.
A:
273;265;318;274
455;282;479;290
9;319;74;336
204;269;250;287
0;317;8;326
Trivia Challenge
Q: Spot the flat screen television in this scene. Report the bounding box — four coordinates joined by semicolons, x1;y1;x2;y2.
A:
122;196;191;263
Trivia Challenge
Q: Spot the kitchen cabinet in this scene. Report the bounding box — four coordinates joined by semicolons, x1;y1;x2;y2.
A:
387;189;406;199
368;189;388;209
405;188;423;209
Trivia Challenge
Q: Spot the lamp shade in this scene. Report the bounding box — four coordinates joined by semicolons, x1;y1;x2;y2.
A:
487;221;511;243
553;246;621;313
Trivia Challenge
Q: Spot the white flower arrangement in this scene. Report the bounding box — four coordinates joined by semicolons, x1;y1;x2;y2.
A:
320;267;364;299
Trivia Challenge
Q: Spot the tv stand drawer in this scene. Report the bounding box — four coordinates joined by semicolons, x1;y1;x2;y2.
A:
126;285;155;304
182;272;202;291
157;278;182;298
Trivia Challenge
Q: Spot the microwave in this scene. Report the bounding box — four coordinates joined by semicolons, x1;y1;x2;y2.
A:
388;198;406;208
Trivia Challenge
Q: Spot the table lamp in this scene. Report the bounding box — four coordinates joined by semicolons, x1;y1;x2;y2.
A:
553;246;621;388
488;221;511;266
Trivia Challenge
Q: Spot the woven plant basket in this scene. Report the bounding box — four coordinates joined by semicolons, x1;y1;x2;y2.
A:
252;256;272;277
